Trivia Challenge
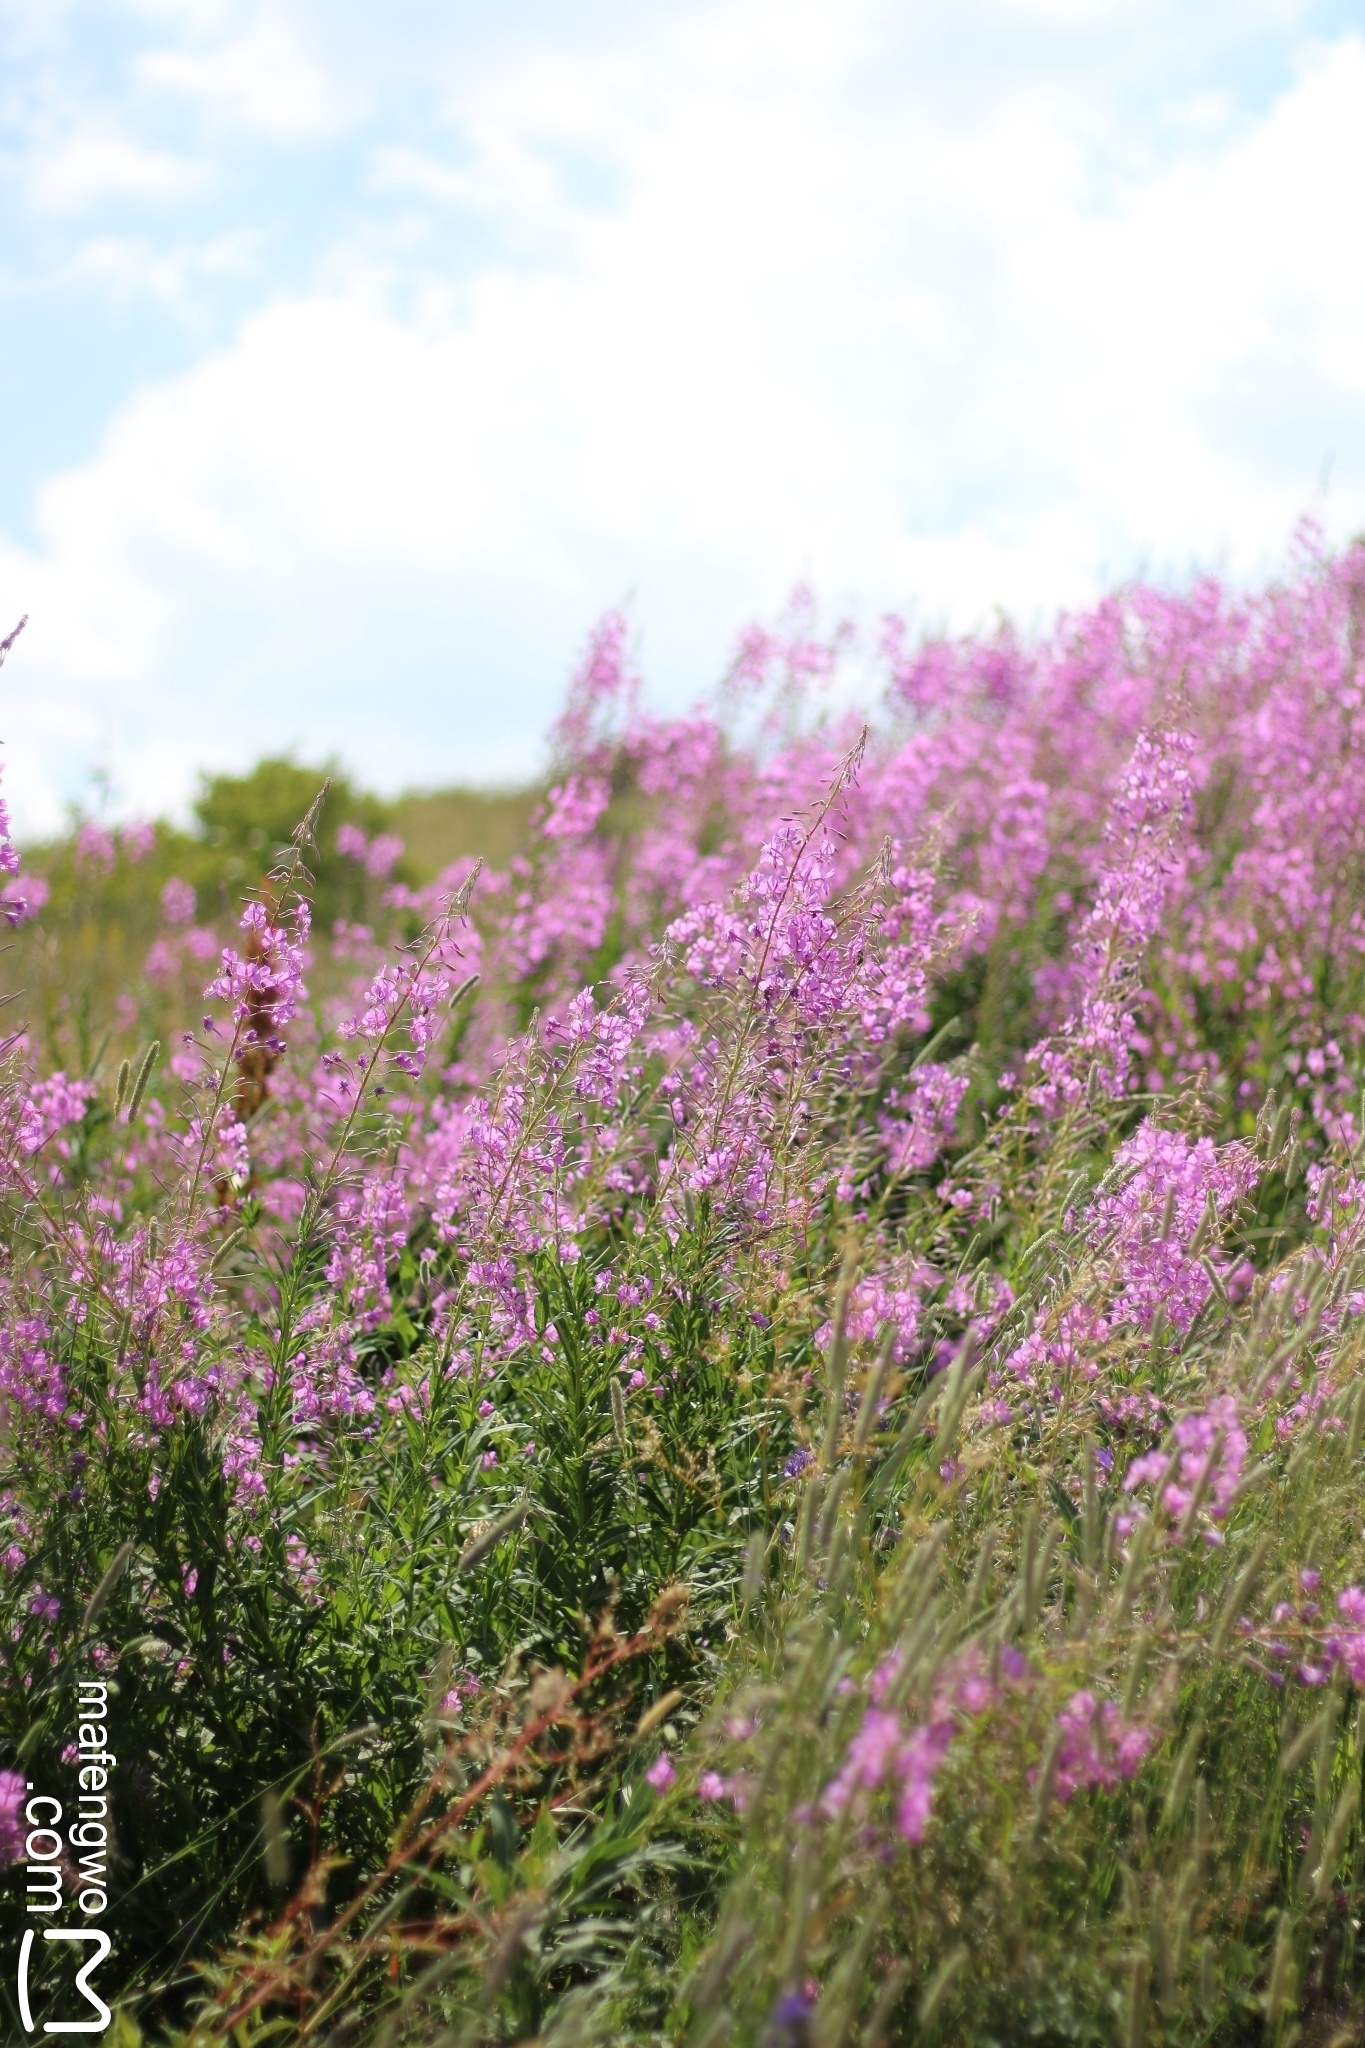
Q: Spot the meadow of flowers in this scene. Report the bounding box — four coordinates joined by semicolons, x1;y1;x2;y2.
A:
5;530;1365;2042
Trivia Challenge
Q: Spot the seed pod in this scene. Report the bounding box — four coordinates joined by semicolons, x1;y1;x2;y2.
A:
1264;1913;1296;2026
815;1467;849;1559
635;1688;683;1739
610;1376;628;1454
421;1641;456;1737
1017;1503;1039;1628
930;1351;981;1469
773;1837;818;2000
1255;1086;1278;1150
1029;1722;1064;1850
819;1250;857;1471
1188;1189;1218;1256
456;1496;532;1575
1347;1379;1365;1464
853;1328;895;1455
1201;1256;1228;1311
1269;1096;1292;1157
881;1526;947;1639
1123;1952;1150;2048
1299;1685;1346;1888
918;1948;968;2029
967;1522;997;1613
1022;1226;1059;1269
1162;1719;1204;1829
1082;1438;1100;1576
1112;1513;1154;1623
1311;1775;1360;1898
1150;1890;1176;2008
824;1513;854;1597
739;1530;765;1613
1279;1699;1337;1780
81;1541;134;1632
794;1469;821;1574
1025;1520;1060;1634
449;972;479;1010
261;1788;290;1889
1193;1777;1210;1868
1203;1523;1268;1646
128;1039;160;1120
1171;1860;1199;1980
1304;1258;1332;1314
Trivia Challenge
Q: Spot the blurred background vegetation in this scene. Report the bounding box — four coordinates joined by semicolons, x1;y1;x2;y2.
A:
1;762;537;1068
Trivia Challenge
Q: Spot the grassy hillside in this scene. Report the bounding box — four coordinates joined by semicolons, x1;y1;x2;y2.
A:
1;765;537;1070
391;784;538;882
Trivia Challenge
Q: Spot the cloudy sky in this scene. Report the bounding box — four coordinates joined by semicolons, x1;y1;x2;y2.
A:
1;0;1363;832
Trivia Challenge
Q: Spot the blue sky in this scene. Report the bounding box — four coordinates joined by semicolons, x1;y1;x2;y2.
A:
2;0;1364;833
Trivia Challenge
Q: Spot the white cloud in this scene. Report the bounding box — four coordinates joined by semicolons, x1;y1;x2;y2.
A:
62;228;260;306
994;0;1137;19
21;117;207;213
2;3;1364;832
134;9;356;143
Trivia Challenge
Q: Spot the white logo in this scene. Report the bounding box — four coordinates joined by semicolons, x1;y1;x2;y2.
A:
17;1927;112;2035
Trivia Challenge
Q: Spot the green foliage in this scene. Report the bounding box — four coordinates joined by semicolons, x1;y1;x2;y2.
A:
0;1178;812;2037
191;757;394;929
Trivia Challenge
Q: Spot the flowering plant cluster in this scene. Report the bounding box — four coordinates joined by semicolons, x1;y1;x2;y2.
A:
6;536;1365;2041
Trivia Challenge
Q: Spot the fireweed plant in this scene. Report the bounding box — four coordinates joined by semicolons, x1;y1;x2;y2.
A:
8;536;1365;2041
